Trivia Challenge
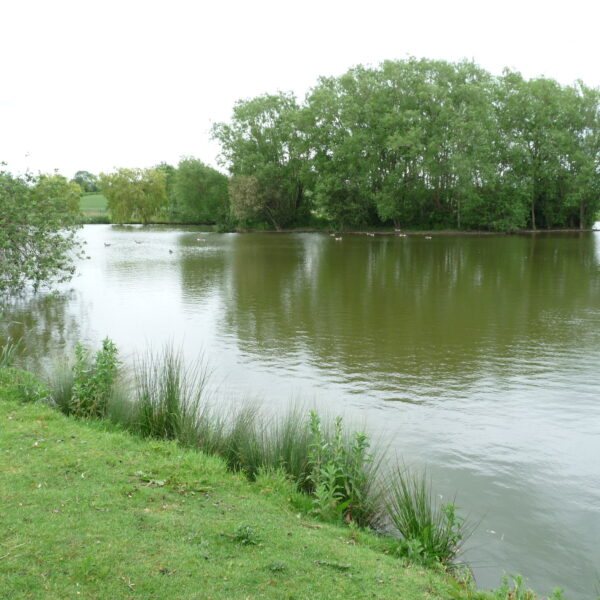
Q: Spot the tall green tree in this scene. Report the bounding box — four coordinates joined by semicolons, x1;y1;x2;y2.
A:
561;82;600;228
212;92;307;229
304;69;380;228
171;158;228;223
0;169;83;295
99;168;167;225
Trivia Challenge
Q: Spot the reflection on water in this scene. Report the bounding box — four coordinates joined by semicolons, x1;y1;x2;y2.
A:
4;225;600;599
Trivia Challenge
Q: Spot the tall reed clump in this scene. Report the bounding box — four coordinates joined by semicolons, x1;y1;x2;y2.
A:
48;338;120;419
384;467;470;565
0;336;20;369
130;346;211;445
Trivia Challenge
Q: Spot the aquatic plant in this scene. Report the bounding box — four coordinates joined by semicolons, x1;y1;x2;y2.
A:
46;360;74;414
0;336;20;369
131;345;210;443
385;467;470;565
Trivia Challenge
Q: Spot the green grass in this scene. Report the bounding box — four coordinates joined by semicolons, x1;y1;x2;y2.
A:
0;378;485;600
80;192;108;215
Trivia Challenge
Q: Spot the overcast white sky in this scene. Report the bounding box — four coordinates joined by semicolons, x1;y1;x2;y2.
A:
2;0;599;179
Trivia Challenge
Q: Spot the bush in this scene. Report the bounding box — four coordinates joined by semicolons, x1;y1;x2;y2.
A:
68;338;120;418
307;411;380;526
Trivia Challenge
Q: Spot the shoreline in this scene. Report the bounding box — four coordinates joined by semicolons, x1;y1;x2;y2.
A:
0;365;565;600
79;219;599;235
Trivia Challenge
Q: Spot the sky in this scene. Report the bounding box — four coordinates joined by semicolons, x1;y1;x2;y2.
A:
2;0;599;179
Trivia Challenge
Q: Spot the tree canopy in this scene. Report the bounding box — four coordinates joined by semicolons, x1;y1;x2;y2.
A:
170;157;228;223
212;92;308;229
99;168;167;225
0;170;83;295
70;170;99;193
213;58;600;231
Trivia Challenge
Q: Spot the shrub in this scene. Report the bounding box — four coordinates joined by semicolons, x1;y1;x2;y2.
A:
307;411;380;526
68;338;120;418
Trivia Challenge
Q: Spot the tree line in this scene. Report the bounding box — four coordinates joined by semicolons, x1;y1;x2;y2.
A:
213;58;600;231
72;58;600;231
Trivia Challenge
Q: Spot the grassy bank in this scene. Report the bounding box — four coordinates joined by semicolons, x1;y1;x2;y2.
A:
0;353;573;599
1;372;483;600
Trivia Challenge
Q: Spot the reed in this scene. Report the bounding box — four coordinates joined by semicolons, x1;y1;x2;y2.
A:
46;359;74;414
0;336;20;369
130;345;210;444
384;467;470;565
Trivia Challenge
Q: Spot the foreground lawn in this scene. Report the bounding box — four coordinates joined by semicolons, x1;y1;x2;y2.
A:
0;392;474;600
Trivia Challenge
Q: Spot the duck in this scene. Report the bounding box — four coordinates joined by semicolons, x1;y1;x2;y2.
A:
424;235;432;240
334;236;343;241
104;242;111;247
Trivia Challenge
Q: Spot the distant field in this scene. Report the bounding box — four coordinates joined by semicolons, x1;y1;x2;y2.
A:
80;193;108;214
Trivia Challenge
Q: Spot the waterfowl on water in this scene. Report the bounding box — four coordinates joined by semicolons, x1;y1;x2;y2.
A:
169;249;174;254
334;236;343;241
104;242;111;247
425;235;432;240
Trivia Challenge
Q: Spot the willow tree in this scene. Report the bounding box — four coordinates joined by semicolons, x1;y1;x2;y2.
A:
99;168;167;224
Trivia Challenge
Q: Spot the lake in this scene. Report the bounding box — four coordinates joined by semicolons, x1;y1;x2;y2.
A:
6;224;600;599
